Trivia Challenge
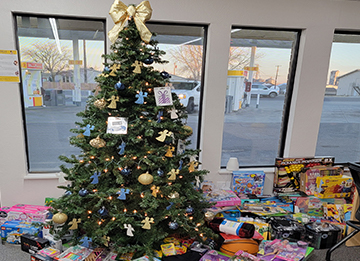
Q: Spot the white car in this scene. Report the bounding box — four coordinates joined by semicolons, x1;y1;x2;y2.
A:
170;80;200;113
250;83;279;98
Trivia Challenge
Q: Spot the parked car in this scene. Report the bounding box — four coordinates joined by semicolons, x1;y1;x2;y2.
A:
250;83;279;98
170;79;200;113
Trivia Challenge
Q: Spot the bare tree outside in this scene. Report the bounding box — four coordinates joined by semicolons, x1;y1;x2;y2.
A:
21;42;72;81
169;45;263;80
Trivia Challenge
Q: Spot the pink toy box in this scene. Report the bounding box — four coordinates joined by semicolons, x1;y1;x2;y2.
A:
204;190;242;207
5;204;49;223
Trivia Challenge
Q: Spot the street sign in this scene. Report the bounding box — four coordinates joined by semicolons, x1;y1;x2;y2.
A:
68;60;83;65
245;82;252;92
244;66;258;71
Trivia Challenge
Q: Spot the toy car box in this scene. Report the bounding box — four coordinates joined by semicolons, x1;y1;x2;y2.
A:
21;233;50;254
314;175;353;198
275;157;335;190
304;221;341;249
232;171;265;196
1;220;43;244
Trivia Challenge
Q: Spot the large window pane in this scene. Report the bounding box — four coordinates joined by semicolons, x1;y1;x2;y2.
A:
147;23;206;150
16;15;106;172
222;28;299;167
316;32;360;163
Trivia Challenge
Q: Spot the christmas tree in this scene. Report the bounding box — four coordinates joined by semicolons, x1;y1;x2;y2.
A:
49;0;215;258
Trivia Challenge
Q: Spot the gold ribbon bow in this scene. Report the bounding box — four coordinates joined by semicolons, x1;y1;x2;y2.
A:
108;0;152;44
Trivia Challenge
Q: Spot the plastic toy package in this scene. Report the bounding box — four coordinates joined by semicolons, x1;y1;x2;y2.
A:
257;239;308;261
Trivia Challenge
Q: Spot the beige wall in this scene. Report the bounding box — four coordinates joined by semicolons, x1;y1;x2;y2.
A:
1;0;360;206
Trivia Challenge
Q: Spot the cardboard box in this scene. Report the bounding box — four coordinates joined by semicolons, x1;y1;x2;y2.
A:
314;175;353;198
275;157;335;190
21;233;49;254
232;171;265;195
300;166;343;195
1;220;43;244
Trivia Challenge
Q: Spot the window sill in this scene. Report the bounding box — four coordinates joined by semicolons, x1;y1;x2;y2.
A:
24;173;60;180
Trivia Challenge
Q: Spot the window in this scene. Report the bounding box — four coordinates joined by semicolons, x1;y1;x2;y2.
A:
147;23;206;150
222;28;300;167
316;31;360;163
16;15;106;172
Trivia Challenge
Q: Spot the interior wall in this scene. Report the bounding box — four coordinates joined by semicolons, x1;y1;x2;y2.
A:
1;0;360;206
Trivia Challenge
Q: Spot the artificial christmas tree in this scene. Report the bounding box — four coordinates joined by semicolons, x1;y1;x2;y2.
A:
49;0;215;259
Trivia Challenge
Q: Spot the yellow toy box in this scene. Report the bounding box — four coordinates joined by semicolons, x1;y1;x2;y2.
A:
314;175;353;199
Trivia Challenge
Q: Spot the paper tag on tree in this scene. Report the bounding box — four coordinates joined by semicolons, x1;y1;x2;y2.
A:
154;87;173;106
106;117;128;134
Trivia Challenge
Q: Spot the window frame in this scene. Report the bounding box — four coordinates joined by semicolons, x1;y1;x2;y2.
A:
14;12;107;173
221;26;302;168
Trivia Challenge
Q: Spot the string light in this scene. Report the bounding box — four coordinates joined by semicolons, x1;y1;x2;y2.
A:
105;158;110;161
189;216;193;220
140;193;144;198
104;169;108;173
79;160;84;163
93;189;98;193
137;136;142;139
88;211;92;214
108;196;112;200
196;223;201;227
112;217;116;221
133;156;137;160
98;221;102;225
90;156;95;159
145;82;149;86
124;208;127;212
137;166;141;169
200;233;204;237
133;210;137;214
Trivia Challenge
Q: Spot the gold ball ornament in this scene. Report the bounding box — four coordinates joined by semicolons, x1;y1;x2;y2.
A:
204;211;215;222
90;136;106;148
168;192;179;198
52;212;68;224
138;172;154;185
182;125;193;135
94;98;107;109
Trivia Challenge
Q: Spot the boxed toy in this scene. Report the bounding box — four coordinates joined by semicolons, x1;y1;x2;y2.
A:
55;245;93;260
300;166;343;195
257;239;309;261
21;233;50;254
294;196;326;216
232;171;265;196
1;220;43;244
203;190;242;207
304;221;341;249
314;175;353;198
7;204;49;223
275;157;335;190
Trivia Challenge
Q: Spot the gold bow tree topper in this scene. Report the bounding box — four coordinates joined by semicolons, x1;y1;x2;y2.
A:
108;0;152;44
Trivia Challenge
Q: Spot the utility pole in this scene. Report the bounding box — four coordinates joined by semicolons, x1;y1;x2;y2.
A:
274;65;280;87
83;40;88;83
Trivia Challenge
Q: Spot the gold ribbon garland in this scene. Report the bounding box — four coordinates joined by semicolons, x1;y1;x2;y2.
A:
108;0;152;44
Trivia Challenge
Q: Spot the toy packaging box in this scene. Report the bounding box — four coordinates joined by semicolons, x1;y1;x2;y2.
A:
257;239;309;261
54;245;93;260
203;190;242;207
1;220;43;244
294;196;327;216
21;233;50;254
275;157;335;190
299;166;343;195
199;250;231;261
314;175;353;198
232;171;265;196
